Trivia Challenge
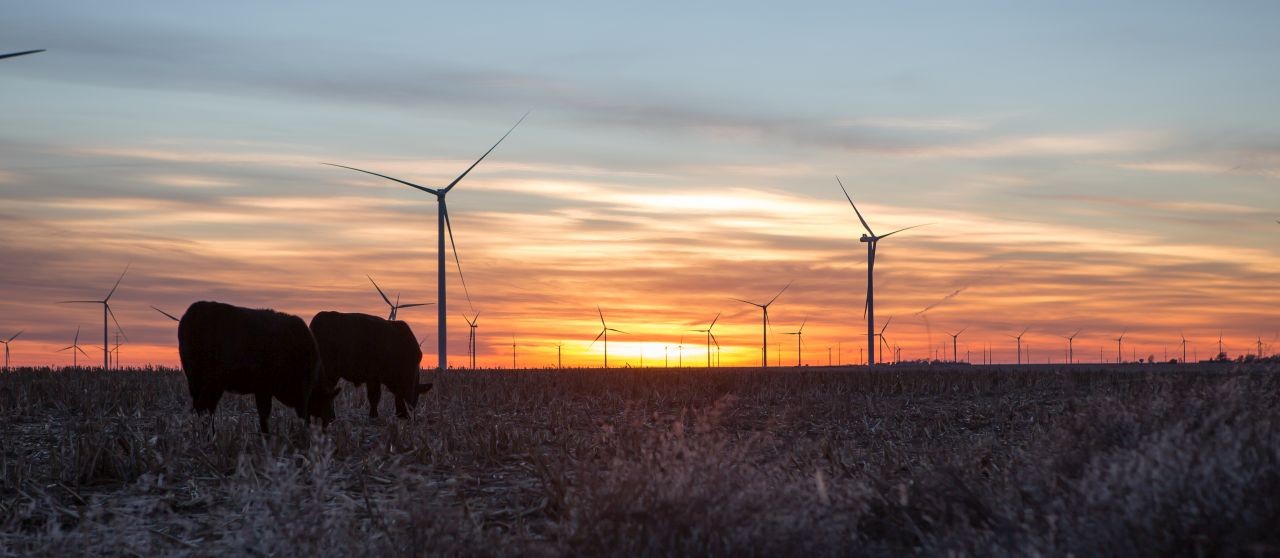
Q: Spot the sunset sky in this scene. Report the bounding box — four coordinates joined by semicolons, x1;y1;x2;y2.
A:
2;2;1278;368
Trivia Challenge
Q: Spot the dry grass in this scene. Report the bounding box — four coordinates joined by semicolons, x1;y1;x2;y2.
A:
2;364;1278;556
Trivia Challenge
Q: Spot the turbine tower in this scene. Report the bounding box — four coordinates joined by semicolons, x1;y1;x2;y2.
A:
1060;330;1080;364
58;264;129;370
837;177;930;368
731;282;792;368
0;49;45;60
58;326;90;368
690;313;721;368
1;330;23;371
591;306;628;368
368;276;432;320
783;317;807;366
326;115;526;370
947;327;967;363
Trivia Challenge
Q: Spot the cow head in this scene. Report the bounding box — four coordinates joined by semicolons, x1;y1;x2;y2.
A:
308;384;341;426
403;382;432;408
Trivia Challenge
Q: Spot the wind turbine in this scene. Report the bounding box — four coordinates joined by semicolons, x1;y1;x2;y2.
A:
874;317;893;364
58;264;129;370
367;275;432;320
677;336;684;367
326;114;526;370
782;317;807;366
1180;331;1188;363
555;341;563;369
947;327;967;363
1;330;23;371
511;334;517;369
690;313;722;368
1115;329;1127;364
1060;330;1080;364
1006;326;1029;365
731;282;791;368
591;306;628;368
837;177;930;368
462;313;479;369
58;327;90;368
0;49;45;61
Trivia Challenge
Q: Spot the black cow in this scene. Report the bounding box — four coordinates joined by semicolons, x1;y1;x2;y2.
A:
309;311;430;418
178;301;337;433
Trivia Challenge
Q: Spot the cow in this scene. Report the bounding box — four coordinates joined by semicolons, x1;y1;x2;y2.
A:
309;311;431;419
178;301;337;433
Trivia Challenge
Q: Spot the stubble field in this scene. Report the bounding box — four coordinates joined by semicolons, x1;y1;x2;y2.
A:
1;364;1278;556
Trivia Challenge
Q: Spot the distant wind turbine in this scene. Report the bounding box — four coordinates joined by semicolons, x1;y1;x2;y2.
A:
837;177;930;368
555;341;563;369
0;49;44;61
1180;331;1188;363
463;313;479;369
1060;330;1080;364
58;264;130;370
690;313;721;368
782;317;808;366
326;114;526;370
1115;329;1127;364
1;330;23;371
591;306;628;368
876;318;893;364
58;326;90;367
1006;326;1030;365
368;275;432;320
947;327;967;363
731;282;792;368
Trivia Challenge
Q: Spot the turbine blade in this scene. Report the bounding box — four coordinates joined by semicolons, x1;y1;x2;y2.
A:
589;330;605;348
323;163;439;195
798;317;807;332
59;346;74;352
880;316;893;334
608;329;630;335
7;330;22;342
58;300;101;304
74;326;80;344
442;203;475;311
0;49;46;60
878;223;933;239
729;297;762;307
708;312;721;329
397;303;433;309
107;305;128;342
835;176;875;236
104;263;131;302
442;112;528;194
765;281;793;306
709;333;720;348
597;305;606;327
76;346;90;357
367;275;393;307
151;306;179;322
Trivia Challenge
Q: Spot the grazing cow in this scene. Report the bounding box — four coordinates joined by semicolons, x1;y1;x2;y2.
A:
178;301;336;433
309;311;431;418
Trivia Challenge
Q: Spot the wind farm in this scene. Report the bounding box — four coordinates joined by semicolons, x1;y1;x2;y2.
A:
1;3;1278;555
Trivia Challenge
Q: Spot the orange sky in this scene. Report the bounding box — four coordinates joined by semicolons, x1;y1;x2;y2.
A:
3;4;1279;368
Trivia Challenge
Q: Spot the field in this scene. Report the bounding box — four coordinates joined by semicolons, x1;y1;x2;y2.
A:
2;364;1278;556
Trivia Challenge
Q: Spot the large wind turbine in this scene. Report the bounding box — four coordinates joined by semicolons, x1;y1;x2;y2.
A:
591;306;628;368
783;317;808;366
1060;330;1080;364
731;282;791;368
837;177;930;368
690;313;721;368
947;327;967;363
1;330;23;371
368;275;432;320
58;264;129;370
326;115;526;370
58;327;90;368
0;49;45;61
1006;326;1030;365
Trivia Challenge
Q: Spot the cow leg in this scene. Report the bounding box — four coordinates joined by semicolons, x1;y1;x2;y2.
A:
255;392;273;434
394;395;409;419
366;382;381;418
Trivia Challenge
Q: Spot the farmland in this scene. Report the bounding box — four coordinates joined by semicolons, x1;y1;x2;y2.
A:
1;364;1278;556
